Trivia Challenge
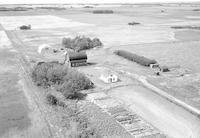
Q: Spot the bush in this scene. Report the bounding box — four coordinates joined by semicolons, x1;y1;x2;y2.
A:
0;7;32;11
62;36;102;51
84;6;93;8
92;38;102;47
114;50;157;66
20;25;31;30
58;70;92;99
69;114;102;138
36;7;66;10
171;26;200;30
93;10;114;14
128;22;140;26
32;62;68;87
46;93;58;105
193;9;200;11
62;37;72;49
32;62;93;99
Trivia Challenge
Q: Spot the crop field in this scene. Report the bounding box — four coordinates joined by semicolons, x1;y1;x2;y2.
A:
0;15;93;30
0;3;200;138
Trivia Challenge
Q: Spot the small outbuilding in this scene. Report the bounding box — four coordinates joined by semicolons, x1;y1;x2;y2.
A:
160;66;170;72
100;70;118;83
19;24;31;30
65;51;87;67
38;44;51;54
128;22;140;26
150;63;159;69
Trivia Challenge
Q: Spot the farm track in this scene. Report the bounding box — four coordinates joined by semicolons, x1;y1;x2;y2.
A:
4;30;64;138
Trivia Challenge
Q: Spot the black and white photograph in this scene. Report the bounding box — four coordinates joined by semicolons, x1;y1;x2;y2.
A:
0;0;200;138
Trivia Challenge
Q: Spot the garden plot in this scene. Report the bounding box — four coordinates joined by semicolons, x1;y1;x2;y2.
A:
87;93;165;137
0;15;94;30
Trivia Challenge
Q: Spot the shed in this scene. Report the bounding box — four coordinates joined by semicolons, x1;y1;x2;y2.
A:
100;70;118;83
160;66;170;72
150;63;159;69
19;25;31;30
65;51;87;67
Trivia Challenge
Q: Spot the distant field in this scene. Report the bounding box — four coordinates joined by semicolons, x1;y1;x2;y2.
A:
0;15;93;30
175;30;200;41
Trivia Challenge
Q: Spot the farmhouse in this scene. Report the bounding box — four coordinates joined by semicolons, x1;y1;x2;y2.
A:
65;51;87;67
100;70;118;83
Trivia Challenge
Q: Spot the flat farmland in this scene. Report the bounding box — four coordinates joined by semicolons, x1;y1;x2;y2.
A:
0;4;200;138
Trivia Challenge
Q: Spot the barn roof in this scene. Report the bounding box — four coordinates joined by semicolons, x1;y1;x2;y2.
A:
68;51;87;61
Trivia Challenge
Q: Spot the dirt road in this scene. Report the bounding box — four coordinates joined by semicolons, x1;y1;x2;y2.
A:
107;85;200;138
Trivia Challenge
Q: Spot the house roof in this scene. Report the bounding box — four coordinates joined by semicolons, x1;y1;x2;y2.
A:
100;69;117;77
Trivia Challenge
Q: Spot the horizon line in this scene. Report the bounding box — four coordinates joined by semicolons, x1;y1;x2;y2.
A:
1;1;200;5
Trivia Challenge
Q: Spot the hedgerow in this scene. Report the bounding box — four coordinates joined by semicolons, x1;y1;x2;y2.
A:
128;22;140;26
92;10;114;14
114;50;157;66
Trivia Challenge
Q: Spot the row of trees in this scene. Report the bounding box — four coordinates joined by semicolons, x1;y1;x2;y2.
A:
32;62;101;137
114;50;157;67
62;36;103;52
92;10;114;14
32;62;93;99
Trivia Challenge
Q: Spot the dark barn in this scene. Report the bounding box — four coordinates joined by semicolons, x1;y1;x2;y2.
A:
66;52;87;67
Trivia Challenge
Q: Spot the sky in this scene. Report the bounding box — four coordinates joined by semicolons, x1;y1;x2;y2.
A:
0;0;200;4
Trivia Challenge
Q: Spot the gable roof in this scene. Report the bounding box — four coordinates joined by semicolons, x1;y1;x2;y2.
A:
67;51;87;61
100;69;117;77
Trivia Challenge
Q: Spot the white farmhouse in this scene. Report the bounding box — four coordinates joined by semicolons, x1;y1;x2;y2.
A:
100;70;118;83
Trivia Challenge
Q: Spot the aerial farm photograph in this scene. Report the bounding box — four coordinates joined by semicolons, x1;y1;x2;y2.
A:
0;0;200;137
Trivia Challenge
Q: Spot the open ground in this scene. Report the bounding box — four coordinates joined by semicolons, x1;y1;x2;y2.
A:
0;3;200;138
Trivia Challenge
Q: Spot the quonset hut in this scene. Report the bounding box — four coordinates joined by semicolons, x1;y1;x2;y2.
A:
65;51;87;67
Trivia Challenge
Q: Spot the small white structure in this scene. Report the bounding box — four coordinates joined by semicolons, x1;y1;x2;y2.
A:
100;70;118;83
150;63;159;69
38;44;51;54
